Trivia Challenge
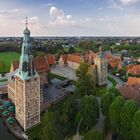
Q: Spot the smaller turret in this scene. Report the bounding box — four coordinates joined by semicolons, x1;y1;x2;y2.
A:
98;46;105;58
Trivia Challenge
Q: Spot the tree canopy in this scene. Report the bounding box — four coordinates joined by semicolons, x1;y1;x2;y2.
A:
76;62;96;97
120;100;138;140
84;130;103;140
69;46;76;54
101;91;119;117
41;112;62;140
109;96;125;134
79;95;100;129
132;109;140;140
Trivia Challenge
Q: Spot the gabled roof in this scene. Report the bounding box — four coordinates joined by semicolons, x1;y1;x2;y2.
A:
127;77;140;85
127;65;140;75
60;52;98;65
60;55;68;64
46;55;55;65
35;57;50;73
108;58;121;68
105;54;113;59
67;54;83;64
10;56;50;73
119;84;140;101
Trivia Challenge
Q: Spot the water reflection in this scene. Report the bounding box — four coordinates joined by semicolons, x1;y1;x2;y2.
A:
0;119;17;140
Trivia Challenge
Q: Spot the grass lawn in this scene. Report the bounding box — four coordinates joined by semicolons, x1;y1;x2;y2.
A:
107;76;117;87
96;85;107;97
0;79;8;82
27;123;42;139
0;52;20;73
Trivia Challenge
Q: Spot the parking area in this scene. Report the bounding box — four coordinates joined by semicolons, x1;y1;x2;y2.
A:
51;65;77;80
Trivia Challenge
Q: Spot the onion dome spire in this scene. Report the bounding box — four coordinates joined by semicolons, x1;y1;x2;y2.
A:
15;17;38;80
23;17;30;35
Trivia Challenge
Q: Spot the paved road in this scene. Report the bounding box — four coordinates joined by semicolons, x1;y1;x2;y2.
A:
94;97;105;131
94;73;124;132
108;73;125;88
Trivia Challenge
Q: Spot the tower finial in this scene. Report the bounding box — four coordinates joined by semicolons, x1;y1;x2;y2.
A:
25;17;28;28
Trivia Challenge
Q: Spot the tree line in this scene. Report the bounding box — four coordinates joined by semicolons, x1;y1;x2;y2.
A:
101;88;140;140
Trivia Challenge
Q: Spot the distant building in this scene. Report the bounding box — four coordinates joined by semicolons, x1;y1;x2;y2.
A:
8;25;40;131
126;65;140;76
59;48;107;86
119;77;140;102
94;48;108;86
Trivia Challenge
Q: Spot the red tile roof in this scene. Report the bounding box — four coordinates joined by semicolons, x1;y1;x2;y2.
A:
10;61;19;73
46;55;55;65
105;54;113;59
61;55;68;64
10;57;50;73
35;57;50;73
127;77;140;85
67;54;83;64
119;84;140;101
127;65;140;75
108;58;121;68
60;52;98;65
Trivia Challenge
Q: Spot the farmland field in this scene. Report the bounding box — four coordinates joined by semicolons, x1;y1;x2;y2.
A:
0;52;20;73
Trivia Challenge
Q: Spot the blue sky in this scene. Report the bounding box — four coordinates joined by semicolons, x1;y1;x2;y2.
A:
0;0;140;36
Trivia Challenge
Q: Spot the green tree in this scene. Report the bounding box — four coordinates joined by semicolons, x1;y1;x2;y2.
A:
84;130;103;140
75;62;96;96
132;110;140;140
76;62;89;79
69;46;76;54
41;112;62;140
109;96;124;135
79;95;100;129
108;87;120;96
101;91;119;117
120;100;138;140
57;96;78;137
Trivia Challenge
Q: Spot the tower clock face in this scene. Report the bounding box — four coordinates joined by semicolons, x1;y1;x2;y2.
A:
22;61;29;72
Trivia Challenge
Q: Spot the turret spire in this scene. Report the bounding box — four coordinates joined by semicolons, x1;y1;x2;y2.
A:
15;18;38;80
25;17;28;29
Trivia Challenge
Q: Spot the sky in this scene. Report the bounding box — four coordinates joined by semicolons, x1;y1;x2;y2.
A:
1;0;140;36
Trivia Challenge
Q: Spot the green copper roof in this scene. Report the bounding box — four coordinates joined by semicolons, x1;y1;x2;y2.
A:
15;26;39;80
23;28;30;35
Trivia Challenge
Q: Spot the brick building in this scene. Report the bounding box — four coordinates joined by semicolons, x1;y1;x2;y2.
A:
8;26;40;131
59;48;107;86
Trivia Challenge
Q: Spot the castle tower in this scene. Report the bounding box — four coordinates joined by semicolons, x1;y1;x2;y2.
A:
94;46;107;86
13;18;40;131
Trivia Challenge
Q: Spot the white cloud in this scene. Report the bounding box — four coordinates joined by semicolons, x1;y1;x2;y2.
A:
108;1;124;10
119;0;140;5
49;6;64;19
0;8;24;18
1;6;140;36
42;3;54;7
48;6;74;27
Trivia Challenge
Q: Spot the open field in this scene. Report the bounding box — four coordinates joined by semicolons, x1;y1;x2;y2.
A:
0;52;20;73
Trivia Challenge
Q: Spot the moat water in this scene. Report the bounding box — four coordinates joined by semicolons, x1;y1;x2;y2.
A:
0;118;17;140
